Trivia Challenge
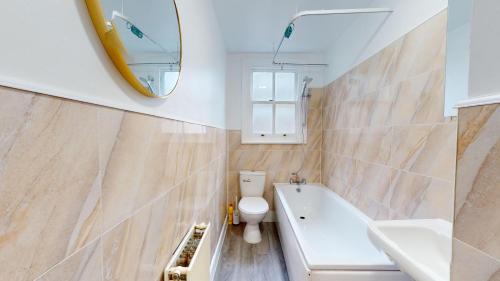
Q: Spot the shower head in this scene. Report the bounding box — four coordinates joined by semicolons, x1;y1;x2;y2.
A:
301;76;313;98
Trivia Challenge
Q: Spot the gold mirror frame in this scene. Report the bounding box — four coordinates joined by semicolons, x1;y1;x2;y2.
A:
85;0;182;98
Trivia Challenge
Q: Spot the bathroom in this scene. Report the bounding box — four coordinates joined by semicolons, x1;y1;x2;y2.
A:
0;0;498;281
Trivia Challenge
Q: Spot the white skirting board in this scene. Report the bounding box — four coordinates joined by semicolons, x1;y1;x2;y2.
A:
210;216;228;281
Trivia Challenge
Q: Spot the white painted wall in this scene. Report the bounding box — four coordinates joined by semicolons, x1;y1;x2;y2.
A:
225;53;325;130
468;0;500;98
444;0;474;116
444;23;471;116
325;0;447;84
0;0;226;128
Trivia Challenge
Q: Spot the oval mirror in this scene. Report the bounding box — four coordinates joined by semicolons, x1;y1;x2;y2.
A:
86;0;181;98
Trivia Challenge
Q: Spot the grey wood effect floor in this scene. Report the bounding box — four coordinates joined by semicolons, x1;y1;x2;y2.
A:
214;223;289;281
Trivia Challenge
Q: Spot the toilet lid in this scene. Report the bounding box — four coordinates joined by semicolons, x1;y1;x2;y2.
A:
239;197;269;215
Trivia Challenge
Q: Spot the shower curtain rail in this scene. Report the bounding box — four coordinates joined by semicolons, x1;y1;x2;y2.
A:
110;11;180;64
273;8;393;67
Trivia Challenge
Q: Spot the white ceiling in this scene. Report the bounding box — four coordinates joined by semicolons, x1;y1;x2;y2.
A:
212;0;374;53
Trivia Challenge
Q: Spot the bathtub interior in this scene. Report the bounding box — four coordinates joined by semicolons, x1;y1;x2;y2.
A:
274;183;397;271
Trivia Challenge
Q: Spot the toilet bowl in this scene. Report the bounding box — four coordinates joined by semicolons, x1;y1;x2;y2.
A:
238;170;269;244
239;197;269;243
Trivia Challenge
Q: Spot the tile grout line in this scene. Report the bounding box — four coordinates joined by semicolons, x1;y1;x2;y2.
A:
32;129;228;280
32;236;102;281
321;120;456;131
319;151;455;184
100;151;227;242
454;238;500;264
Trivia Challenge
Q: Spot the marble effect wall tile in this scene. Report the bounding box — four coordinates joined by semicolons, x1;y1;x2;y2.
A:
389;11;447;81
354;127;392;164
308;88;324;109
94;143;225;281
452;104;500;280
391;122;456;182
388;171;433;218
0;88;102;281
228;147;321;210
227;88;323;211
102;190;174;281
411;178;454;221
320;11;455;222
0;86;227;281
391;68;445;125
455;104;500;212
35;239;103;281
452;239;500;281
101;112;222;230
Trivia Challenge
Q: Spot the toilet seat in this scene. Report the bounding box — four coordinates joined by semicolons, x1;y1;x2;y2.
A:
239;197;269;215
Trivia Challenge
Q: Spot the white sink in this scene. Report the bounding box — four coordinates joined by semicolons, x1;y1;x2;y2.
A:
368;219;452;281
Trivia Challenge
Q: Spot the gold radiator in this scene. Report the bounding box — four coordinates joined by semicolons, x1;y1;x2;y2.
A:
165;223;211;281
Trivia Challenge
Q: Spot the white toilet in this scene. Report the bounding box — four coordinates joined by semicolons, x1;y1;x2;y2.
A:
238;170;269;244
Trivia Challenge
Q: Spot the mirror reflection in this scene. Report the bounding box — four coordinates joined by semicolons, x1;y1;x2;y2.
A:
100;0;181;98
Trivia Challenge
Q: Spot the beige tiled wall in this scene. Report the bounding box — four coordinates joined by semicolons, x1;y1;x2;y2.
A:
452;104;500;281
0;86;227;281
227;88;323;210
321;11;457;221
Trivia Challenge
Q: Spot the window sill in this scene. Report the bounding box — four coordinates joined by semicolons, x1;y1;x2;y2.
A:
241;140;306;145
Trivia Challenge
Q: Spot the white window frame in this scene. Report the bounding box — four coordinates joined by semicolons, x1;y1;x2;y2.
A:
242;67;307;144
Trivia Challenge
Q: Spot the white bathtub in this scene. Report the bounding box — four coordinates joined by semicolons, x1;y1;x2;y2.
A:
274;183;412;281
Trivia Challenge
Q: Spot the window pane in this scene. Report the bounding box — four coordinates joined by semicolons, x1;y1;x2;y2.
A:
252;72;273;101
275;72;296;101
252;104;273;134
275;104;296;134
162;71;179;95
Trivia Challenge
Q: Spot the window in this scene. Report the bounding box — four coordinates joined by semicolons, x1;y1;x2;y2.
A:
161;70;180;95
242;69;305;144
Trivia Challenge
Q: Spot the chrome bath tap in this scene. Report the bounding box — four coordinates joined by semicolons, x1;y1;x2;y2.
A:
289;173;306;186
